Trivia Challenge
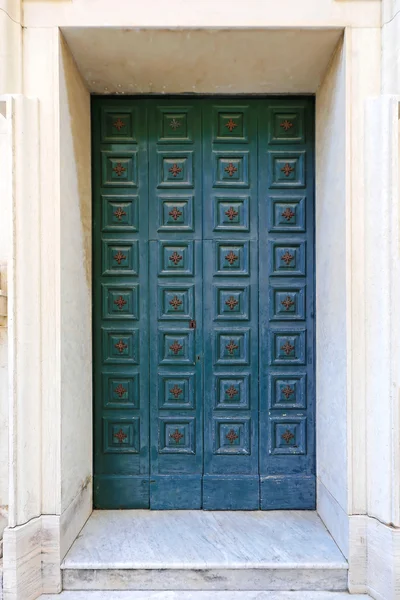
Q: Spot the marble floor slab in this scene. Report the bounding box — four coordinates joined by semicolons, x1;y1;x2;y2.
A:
63;510;347;570
40;592;370;599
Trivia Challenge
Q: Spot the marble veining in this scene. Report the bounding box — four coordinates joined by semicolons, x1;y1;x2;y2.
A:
62;510;347;570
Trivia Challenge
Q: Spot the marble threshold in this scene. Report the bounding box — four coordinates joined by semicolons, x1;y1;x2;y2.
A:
61;511;349;591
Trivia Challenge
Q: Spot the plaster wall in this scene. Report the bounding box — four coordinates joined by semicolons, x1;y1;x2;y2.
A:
316;36;349;525
59;34;92;518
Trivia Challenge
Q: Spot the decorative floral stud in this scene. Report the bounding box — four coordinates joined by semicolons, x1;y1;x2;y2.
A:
113;163;126;177
170;429;184;443
114;428;127;443
281;163;294;177
169;163;182;177
169;340;183;355
225;119;238;132
226;429;239;444
225;163;238;177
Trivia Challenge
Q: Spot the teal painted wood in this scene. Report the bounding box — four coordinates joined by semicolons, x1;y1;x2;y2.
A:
92;99;150;508
92;97;315;510
148;100;204;509
202;100;260;509
258;98;316;509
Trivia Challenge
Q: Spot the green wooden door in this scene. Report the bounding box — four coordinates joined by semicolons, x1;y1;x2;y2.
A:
92;97;315;510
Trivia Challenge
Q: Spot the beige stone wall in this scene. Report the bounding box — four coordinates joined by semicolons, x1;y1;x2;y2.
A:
59;34;92;517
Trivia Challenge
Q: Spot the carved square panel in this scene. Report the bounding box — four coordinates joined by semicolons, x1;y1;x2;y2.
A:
158;241;194;276
158;373;195;409
270;329;306;366
101;195;138;232
268;151;305;188
213;196;250;232
213;107;248;142
215;242;249;276
101;107;136;143
158;285;194;320
269;373;306;410
215;375;250;409
102;373;139;409
159;418;195;454
102;284;139;320
269;283;306;321
101;151;138;187
269;416;307;455
269;107;305;144
214;418;250;455
213;152;249;188
103;416;140;453
215;285;250;320
158;152;193;188
157;107;192;143
102;240;139;276
159;330;195;365
268;196;306;233
102;328;139;365
158;195;194;232
215;329;250;365
269;240;306;277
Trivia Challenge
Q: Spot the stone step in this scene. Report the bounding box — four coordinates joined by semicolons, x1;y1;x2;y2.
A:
61;510;348;592
42;593;370;600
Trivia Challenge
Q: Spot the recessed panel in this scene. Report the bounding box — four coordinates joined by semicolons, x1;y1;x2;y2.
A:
269;107;305;144
158;285;194;320
159;330;195;365
268;196;306;233
270;329;306;366
215;285;250;320
103;417;140;454
215;242;249;276
158;373;195;409
158;241;194;276
102;328;139;365
101;151;138;187
215;375;250;409
213;196;250;231
102;240;139;276
269;416;307;455
157;107;192;143
214;418;250;455
269;240;306;277
213;107;248;143
269;283;305;321
102;284;139;320
213;152;249;188
102;373;139;409
215;329;250;365
158;195;194;231
268;151;305;188
158;152;193;188
102;195;138;232
101;107;136;143
159;418;195;454
269;373;306;410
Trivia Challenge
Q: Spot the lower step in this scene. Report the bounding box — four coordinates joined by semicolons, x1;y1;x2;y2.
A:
43;593;368;599
62;567;348;591
62;510;348;591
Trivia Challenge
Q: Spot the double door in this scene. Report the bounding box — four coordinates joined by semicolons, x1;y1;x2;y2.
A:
92;97;315;510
